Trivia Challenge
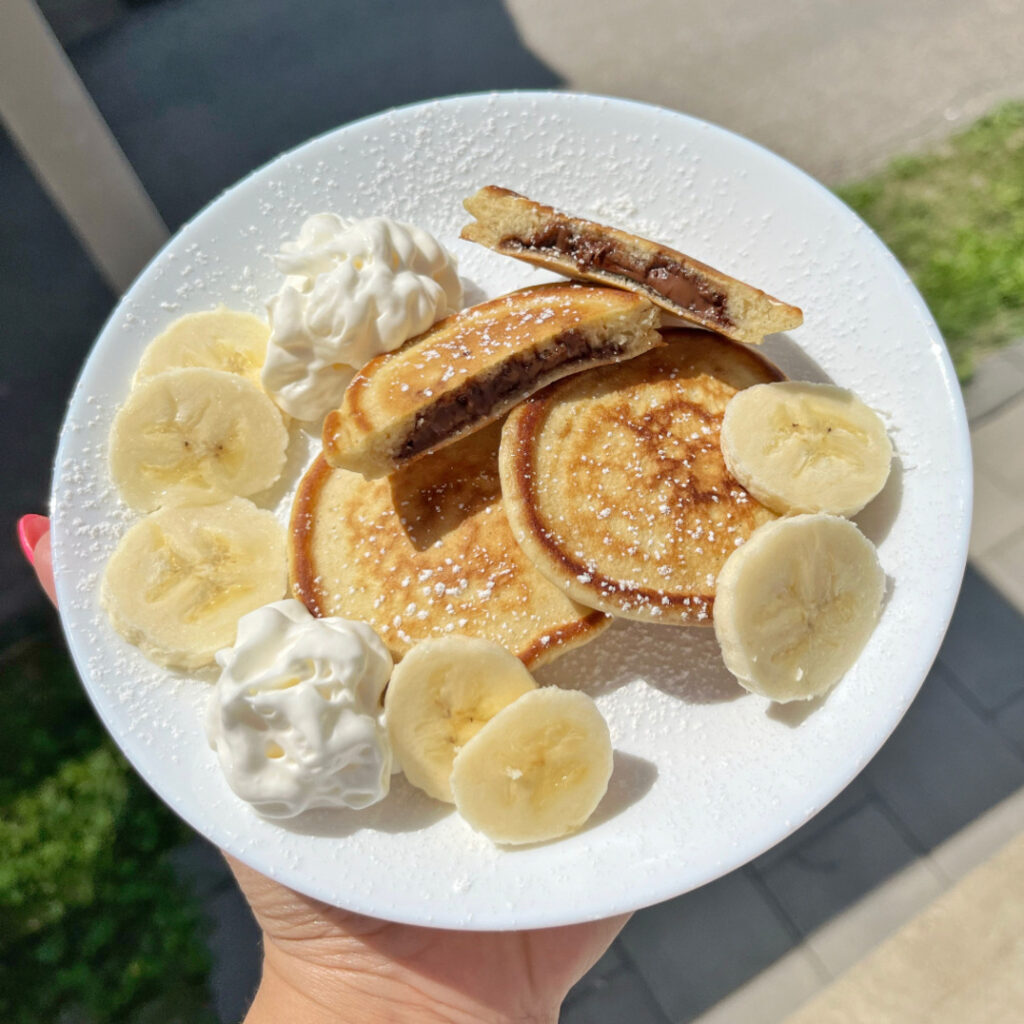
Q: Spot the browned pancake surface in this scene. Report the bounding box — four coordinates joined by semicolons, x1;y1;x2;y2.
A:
322;282;660;478
292;420;609;666
500;330;784;625
462;186;803;345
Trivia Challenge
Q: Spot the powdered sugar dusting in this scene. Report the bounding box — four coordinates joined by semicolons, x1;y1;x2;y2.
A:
50;93;969;930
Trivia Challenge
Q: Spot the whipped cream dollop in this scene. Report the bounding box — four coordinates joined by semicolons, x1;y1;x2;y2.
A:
262;213;463;422
207;599;393;818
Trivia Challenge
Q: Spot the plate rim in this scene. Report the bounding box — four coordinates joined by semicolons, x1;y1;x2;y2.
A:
50;89;972;929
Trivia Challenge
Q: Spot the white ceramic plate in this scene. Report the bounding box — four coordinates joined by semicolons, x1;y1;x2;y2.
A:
51;92;971;930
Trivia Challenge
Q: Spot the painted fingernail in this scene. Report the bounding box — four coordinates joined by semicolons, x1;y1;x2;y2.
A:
17;514;49;566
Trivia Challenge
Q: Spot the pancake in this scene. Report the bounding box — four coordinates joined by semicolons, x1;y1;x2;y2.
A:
461;186;803;345
499;329;785;625
322;282;661;479
291;419;610;667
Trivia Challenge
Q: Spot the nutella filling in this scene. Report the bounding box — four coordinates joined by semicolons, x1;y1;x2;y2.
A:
507;223;732;326
398;330;622;460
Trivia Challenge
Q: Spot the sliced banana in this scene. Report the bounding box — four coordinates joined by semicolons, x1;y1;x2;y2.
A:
721;381;892;517
450;687;613;846
713;514;885;702
384;636;537;803
109;366;288;511
135;308;270;388
101;498;287;671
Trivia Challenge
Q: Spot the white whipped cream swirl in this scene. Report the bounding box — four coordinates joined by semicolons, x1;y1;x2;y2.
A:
262;213;462;422
207;599;393;818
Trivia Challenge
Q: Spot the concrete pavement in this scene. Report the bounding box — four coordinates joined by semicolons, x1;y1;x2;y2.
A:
506;0;1024;184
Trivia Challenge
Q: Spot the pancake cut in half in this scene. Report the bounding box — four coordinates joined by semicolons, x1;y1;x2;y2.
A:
462;186;803;345
499;329;785;625
322;282;661;479
291;420;609;667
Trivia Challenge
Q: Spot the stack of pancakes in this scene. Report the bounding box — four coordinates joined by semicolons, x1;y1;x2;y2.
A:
290;189;800;665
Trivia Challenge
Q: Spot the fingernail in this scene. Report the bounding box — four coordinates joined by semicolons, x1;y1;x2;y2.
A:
17;514;48;566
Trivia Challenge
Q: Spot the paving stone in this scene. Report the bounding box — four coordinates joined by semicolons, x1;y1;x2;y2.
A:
750;773;873;872
561;965;669;1024
974;527;1024;618
970;395;1024;497
804;857;947;977
962;347;1024;423
620;869;796;1022
995;690;1024;759
782;833;1024;1024
866;663;1024;851
689;946;826;1024
937;564;1024;712
929;785;1024;883
969;468;1024;558
757;799;920;938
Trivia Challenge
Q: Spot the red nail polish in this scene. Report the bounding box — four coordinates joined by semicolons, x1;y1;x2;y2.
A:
17;514;49;566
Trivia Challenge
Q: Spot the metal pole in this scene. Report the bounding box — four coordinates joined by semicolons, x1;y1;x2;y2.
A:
0;0;169;293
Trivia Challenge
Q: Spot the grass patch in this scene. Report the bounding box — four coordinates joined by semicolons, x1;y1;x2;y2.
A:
837;101;1024;379
0;626;215;1023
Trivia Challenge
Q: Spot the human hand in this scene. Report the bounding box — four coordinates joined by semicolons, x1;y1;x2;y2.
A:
18;514;629;1023
230;853;627;1023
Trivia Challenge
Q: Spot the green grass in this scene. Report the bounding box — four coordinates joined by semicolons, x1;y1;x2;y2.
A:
0;627;215;1023
837;100;1024;380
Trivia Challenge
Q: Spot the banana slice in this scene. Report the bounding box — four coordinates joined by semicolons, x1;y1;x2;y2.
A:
713;514;885;702
384;636;537;802
450;688;613;846
720;381;892;517
109;366;288;511
135;308;270;389
101;498;287;671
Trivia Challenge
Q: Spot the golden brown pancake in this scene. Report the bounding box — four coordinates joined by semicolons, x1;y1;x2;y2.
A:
322;282;661;479
499;329;785;625
291;420;609;666
461;186;803;345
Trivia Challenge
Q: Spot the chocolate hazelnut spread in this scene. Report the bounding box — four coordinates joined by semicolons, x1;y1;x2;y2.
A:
398;330;622;460
507;223;732;326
